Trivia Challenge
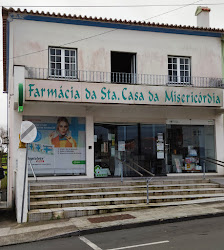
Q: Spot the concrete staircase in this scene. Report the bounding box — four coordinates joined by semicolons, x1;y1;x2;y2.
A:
28;178;224;222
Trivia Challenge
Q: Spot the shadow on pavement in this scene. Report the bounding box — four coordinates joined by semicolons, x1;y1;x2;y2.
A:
0;208;17;227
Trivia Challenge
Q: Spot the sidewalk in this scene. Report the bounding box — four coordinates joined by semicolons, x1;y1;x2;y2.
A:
1;201;224;247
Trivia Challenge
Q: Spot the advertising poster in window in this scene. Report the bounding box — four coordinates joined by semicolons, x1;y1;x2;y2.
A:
26;116;86;175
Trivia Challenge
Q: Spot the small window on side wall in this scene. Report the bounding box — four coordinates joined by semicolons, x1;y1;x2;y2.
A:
49;47;77;78
168;56;191;84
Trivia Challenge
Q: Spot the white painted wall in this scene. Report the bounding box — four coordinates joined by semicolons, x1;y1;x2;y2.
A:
11;18;222;78
215;114;224;174
15;148;28;223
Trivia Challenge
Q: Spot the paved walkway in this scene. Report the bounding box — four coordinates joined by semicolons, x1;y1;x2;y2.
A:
1;177;224;247
1;201;224;247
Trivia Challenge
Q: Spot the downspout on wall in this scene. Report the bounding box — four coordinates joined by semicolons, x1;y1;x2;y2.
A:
222;35;224;79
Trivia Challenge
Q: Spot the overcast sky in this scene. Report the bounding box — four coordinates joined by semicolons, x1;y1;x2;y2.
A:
1;0;224;128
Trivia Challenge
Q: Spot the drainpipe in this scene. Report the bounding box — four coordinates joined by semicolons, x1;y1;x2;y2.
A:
221;35;224;79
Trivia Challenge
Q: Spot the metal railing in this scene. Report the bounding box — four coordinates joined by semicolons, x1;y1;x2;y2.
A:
25;67;224;89
146;177;153;204
128;158;155;177
28;160;37;182
201;157;224;179
115;156;153;204
115;157;143;183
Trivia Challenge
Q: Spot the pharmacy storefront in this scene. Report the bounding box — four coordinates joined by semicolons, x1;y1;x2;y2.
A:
25;80;224;177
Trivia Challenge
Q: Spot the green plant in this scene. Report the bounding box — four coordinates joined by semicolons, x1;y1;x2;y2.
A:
1;176;7;189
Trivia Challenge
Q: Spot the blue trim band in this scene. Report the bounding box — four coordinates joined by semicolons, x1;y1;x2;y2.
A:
15;15;222;38
6;20;10;92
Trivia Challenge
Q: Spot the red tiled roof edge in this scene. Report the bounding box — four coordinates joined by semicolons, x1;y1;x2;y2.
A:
2;7;224;32
2;7;224;92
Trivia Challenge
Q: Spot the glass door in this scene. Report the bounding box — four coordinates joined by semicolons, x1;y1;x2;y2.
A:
94;123;167;177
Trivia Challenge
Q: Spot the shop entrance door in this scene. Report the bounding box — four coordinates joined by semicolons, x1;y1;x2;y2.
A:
94;123;166;177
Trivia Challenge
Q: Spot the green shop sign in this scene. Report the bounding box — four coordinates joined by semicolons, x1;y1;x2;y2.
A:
25;80;223;107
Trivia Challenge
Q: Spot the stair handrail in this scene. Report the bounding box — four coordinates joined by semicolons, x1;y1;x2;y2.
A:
146;177;153;204
28;160;37;182
128;158;155;177
200;157;224;179
206;157;224;166
115;157;143;178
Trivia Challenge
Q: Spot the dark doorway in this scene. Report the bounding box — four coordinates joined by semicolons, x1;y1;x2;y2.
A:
111;51;136;84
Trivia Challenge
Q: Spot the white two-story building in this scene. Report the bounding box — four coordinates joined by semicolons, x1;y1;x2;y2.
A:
2;7;224;211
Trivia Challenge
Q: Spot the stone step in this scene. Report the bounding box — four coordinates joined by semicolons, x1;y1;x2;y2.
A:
28;196;224;223
30;188;224;202
29;193;224;210
30;183;219;195
30;179;210;190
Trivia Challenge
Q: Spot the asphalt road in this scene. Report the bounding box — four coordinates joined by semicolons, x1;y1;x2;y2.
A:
2;216;224;250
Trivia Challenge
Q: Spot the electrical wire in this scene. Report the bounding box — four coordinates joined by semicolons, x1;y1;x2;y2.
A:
1;0;210;63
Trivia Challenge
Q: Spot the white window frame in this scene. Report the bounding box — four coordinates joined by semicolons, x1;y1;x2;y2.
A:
49;47;77;79
168;56;191;84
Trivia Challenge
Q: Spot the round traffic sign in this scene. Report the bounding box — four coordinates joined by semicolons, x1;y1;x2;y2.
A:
20;121;37;143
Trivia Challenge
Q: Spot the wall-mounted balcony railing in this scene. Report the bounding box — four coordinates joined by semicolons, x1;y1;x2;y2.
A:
25;67;224;89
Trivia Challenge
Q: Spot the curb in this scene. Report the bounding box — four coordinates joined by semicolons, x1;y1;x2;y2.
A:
2;211;224;247
78;211;224;236
47;211;224;239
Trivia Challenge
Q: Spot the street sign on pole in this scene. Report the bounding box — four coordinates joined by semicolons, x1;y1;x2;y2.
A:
20;121;37;144
20;121;37;223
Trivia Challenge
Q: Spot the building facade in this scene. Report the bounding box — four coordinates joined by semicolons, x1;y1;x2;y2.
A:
2;7;224;216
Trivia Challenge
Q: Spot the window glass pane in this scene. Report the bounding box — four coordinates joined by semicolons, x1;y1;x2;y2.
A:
180;65;184;70
50;64;55;71
180;76;184;82
56;56;61;62
50;56;55;62
168;64;172;69
168;70;172;76
65;50;69;56
173;71;177;76
56;63;61;69
185;76;190;82
71;64;76;70
173;64;177;70
168;58;172;63
71;56;76;63
173;76;177;82
185;59;189;64
56;69;61;75
71;51;76;56
185;65;189;70
173;58;177;63
65;64;69;70
56;50;61;55
50;49;55;55
185;71;189;76
65;57;69;63
180;58;184;64
180;71;184;76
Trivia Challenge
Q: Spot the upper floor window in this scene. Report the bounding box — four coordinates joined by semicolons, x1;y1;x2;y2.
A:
49;47;77;78
111;51;136;84
168;56;191;84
